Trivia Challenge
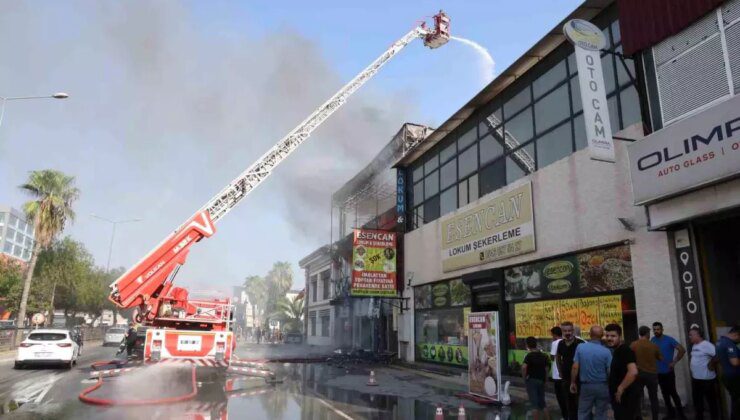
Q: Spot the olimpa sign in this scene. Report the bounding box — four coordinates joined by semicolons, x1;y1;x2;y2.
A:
628;94;740;204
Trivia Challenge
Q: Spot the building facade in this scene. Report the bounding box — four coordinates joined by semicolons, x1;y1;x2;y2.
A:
393;0;708;401
0;205;35;263
300;245;334;346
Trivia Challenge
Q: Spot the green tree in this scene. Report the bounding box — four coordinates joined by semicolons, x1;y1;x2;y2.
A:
264;261;293;322
270;295;304;333
0;259;24;314
16;170;79;329
243;275;267;327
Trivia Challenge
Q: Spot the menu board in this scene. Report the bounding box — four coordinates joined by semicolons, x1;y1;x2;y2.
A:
468;312;501;401
514;295;623;339
505;245;633;301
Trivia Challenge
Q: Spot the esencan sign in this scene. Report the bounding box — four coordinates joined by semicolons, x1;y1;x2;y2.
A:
628;94;740;204
351;229;397;297
441;182;535;272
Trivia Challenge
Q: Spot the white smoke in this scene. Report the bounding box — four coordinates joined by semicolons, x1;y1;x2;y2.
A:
451;35;496;84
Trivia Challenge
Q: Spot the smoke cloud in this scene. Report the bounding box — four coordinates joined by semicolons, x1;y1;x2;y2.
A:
0;2;417;283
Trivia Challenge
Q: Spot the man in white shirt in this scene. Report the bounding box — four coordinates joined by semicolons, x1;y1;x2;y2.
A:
689;327;719;420
550;326;567;419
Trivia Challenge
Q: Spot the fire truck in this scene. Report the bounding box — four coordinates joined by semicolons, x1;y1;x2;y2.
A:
107;11;450;367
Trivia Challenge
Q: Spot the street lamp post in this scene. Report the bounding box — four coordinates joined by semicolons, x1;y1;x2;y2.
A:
90;214;142;271
0;92;69;128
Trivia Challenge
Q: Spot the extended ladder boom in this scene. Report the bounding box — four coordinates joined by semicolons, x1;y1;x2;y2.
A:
109;12;450;317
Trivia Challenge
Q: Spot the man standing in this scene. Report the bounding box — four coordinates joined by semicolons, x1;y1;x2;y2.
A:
651;322;686;419
523;336;551;420
630;325;662;420
558;321;585;420
717;325;740;420
688;327;719;420
570;325;612;420
550;326;567;419
605;323;639;420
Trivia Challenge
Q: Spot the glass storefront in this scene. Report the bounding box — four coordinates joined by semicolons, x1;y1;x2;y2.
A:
414;279;471;367
502;244;638;374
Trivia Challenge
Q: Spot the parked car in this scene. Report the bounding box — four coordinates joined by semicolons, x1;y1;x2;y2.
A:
14;329;80;369
103;327;127;347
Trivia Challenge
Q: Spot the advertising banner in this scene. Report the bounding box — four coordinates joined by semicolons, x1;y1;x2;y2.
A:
564;19;615;163
468;311;501;401
441;182;535;272
628;93;740;205
504;244;633;301
513;294;623;339
350;229;397;297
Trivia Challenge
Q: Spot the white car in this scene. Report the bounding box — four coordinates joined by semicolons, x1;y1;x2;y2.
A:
103;327;127;347
15;329;80;369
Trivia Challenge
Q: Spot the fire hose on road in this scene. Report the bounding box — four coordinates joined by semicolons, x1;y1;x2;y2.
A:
79;364;198;406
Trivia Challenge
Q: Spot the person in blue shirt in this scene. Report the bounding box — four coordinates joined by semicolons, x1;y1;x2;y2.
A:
651;322;687;419
717;325;740;420
570;325;612;420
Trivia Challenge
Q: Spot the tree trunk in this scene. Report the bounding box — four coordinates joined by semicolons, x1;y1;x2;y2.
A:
47;280;58;327
15;238;42;341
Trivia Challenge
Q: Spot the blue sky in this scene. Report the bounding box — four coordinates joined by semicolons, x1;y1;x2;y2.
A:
0;1;581;294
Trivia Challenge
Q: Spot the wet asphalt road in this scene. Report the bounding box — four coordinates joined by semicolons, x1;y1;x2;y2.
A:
0;343;531;419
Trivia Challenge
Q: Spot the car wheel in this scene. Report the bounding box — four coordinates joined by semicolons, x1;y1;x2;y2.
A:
64;360;73;369
13;361;23;370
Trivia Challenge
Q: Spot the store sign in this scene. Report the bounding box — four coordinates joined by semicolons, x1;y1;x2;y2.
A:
564;19;615;163
514;295;623;339
468;311;501;401
350;229;397;297
396;170;406;225
441;182;535;272
504;244;633;301
673;229;707;332
628;94;740;204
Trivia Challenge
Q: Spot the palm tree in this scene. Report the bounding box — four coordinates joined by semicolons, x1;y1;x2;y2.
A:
271;295;304;333
243;275;267;327
267;261;293;297
16;170;79;330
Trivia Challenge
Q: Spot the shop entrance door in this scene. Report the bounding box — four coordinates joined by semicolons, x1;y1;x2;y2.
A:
695;213;740;340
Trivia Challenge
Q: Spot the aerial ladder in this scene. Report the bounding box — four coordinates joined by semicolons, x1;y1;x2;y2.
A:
107;11;451;366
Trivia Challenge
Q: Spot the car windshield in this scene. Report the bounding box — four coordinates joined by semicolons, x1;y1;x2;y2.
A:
28;333;67;341
108;328;125;334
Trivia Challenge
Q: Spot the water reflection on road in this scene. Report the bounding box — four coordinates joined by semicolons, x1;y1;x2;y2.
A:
4;362;534;419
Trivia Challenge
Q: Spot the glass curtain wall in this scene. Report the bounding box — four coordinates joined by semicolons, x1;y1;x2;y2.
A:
410;18;640;230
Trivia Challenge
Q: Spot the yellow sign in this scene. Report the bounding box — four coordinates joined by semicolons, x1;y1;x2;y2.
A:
441;182;535;272
514;295;623;339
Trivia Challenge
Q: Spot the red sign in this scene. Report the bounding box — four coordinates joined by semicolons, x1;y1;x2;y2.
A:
350;229;397;297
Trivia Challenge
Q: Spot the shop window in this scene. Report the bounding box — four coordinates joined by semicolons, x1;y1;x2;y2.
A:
440;159;457;190
535;85;570;134
620;85;642;128
570;77;583;114
504;87;531;118
440;187;457;216
414;279;471;366
479;133;504;166
458;144;477;179
440;142;456;164
533;60;567;99
413;181;424;207
506;143;534;184
503;244;637;375
536;122;573;169
505;107;533;145
479;159;506;197
573;114;587;151
458;127;477;151
423;196;440;223
608;94;620;130
424;170;439;198
320;315;330;337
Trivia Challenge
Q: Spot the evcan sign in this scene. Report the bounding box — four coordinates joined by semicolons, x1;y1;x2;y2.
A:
628;94;740;204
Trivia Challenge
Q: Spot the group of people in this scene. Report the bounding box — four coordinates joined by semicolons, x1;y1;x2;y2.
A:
250;327;281;344
520;321;740;420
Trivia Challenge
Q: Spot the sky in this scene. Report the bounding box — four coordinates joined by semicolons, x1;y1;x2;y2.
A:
0;0;582;294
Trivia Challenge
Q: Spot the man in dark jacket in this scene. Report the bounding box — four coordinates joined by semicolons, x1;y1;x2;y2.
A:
125;323;138;356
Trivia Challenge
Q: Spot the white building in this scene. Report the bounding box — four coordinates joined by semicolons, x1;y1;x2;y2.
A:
299;245;334;346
